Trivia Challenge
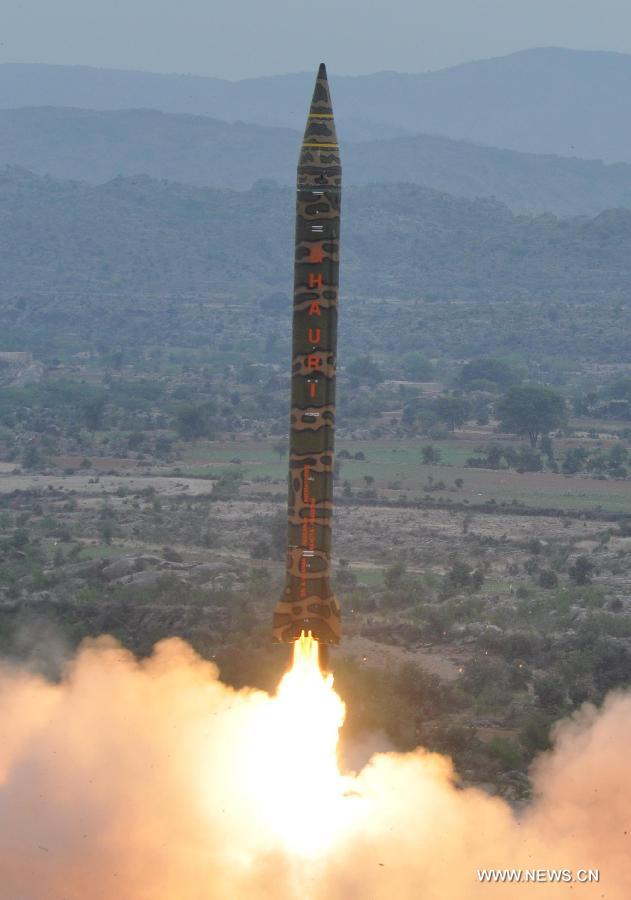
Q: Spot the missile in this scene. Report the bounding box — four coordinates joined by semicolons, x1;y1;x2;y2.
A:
272;63;342;654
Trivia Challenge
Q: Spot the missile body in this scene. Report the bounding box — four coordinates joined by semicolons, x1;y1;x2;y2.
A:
272;64;342;647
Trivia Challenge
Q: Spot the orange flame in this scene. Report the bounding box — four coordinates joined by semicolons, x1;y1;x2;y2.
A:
239;631;361;856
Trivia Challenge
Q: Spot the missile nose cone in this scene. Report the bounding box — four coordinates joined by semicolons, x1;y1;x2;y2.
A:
304;62;338;149
308;62;334;116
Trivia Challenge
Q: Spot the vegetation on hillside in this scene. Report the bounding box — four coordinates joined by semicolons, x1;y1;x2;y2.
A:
2;107;631;214
1;170;631;365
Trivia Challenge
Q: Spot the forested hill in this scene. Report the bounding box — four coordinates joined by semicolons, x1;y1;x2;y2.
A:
2;167;630;363
3;49;631;160
3;107;631;216
2;166;631;304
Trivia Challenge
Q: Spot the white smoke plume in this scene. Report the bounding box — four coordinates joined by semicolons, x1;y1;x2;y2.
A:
0;636;629;898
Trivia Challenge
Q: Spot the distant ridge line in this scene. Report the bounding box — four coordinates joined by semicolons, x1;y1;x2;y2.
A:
2;105;631;216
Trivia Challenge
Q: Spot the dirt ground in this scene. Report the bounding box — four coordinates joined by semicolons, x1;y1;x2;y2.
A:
341;635;464;681
0;471;215;496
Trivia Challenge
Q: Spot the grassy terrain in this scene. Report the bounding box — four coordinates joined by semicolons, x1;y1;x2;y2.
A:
177;438;631;514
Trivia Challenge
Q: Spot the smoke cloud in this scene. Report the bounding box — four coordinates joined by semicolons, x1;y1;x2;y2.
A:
0;636;629;898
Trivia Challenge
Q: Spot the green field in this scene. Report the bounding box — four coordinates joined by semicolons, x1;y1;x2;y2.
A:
176;439;631;515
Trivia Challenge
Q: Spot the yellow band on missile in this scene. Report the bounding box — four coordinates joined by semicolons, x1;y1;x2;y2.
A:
308;114;334;118
302;142;339;148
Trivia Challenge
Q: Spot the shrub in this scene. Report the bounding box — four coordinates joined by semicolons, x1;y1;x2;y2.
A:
569;555;594;585
421;444;441;464
486;736;523;767
384;561;406;589
539;570;559;589
250;540;270;560
520;713;552;755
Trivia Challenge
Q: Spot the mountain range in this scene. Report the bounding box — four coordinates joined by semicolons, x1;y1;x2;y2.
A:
2;106;631;215
3;48;631;161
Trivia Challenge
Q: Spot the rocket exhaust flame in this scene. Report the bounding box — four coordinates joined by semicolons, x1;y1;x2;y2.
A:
244;631;357;856
0;637;628;897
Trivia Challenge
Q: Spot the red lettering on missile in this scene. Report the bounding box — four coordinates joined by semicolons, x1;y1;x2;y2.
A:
309;382;317;398
308;301;321;316
308;328;321;343
299;552;308;598
309;498;316;550
309;273;323;289
308;244;325;263
307;354;321;370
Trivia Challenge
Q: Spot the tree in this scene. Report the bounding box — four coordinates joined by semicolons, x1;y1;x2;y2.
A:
605;376;631;401
82;396;106;432
608;444;628;475
433;395;470;432
154;435;174;459
421;444;441;464
458;357;522;392
515;447;544;472
12;528;29;549
520;713;552;755
496;385;566;448
336;558;357;588
470;568;485;591
539;570;558;589
473;444;502;469
269;510;287;561
127;431;147;451
540;435;554;460
21;445;42;470
569;555;594;585
401;352;433;381
534;674;566;712
211;470;242;500
573;392;597;416
562;447;588;474
98;518;115;545
384;561;406;589
447;560;472;589
347;356;384;386
250;540;270;560
176;402;216;440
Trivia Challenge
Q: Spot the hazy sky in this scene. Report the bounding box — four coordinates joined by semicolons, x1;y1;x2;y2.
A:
4;0;631;79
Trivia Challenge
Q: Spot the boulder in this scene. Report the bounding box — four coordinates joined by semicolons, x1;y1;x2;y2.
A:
188;562;235;582
62;559;105;580
101;557;145;581
121;571;173;589
135;555;164;567
162;547;183;563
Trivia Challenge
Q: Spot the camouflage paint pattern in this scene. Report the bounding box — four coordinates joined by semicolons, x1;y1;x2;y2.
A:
273;63;342;645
